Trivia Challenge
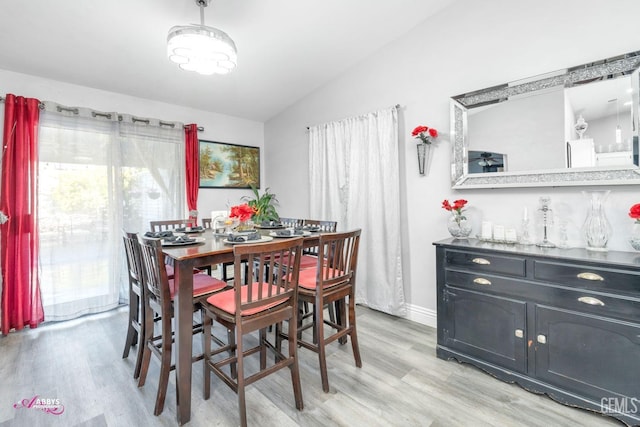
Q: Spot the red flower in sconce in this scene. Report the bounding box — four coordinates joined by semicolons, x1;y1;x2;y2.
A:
412;125;439;144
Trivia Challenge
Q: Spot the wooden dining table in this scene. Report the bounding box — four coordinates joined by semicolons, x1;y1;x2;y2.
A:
162;228;320;425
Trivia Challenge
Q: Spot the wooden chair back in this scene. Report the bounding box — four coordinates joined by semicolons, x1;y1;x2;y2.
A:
279;217;304;228
138;237;172;309
304;219;337;232
303;219;338;255
149;219;192;232
230;237;304;324
202;218;212;229
315;229;361;291
122;231;144;292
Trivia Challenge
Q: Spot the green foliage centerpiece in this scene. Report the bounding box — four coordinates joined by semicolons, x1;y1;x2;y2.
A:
242;186;279;223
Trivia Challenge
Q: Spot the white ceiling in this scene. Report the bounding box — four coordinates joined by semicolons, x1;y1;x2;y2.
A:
0;0;454;122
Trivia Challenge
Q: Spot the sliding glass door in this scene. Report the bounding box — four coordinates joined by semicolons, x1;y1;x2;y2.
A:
38;109;185;321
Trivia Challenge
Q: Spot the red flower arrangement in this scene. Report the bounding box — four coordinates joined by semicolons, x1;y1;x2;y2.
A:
442;199;468;225
442;199;467;215
229;203;256;222
629;203;640;223
412;125;439;144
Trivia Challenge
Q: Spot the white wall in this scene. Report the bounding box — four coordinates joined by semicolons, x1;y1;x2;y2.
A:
0;69;265;219
264;0;640;325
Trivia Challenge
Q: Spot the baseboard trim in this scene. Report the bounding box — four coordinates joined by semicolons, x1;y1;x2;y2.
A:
403;304;436;328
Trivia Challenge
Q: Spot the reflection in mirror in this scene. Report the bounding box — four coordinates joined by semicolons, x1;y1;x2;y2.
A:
468;150;506;174
565;77;635;166
450;50;640;189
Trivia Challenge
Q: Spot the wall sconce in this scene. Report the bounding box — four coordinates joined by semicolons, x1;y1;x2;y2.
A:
417;143;430;175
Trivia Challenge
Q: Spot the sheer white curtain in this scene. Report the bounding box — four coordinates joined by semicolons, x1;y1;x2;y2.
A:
38;105;185;321
309;107;405;316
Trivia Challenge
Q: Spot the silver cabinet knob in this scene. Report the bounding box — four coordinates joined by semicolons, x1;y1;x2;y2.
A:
472;257;491;265
515;329;524;338
537;334;547;344
473;277;491;285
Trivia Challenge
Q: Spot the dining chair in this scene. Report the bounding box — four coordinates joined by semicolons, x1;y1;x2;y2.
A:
121;231;146;380
136;236;230;416
201;237;305;427
281;229;362;393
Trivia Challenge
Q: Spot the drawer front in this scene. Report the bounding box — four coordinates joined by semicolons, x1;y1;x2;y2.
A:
533;260;640;296
542;285;640;323
445;249;526;277
446;270;640;322
445;270;529;299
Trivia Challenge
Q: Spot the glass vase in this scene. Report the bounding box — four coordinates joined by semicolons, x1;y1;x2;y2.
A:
447;214;472;239
582;190;612;252
630;222;640;251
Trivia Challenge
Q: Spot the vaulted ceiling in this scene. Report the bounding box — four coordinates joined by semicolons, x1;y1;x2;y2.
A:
0;0;454;122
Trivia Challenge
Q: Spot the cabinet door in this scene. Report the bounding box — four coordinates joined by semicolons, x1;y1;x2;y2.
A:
443;286;527;373
535;305;640;402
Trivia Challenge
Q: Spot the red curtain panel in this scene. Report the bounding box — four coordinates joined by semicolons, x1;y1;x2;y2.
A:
185;124;199;225
1;94;44;335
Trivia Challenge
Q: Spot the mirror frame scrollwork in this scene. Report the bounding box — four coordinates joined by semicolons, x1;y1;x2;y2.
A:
450;51;640;189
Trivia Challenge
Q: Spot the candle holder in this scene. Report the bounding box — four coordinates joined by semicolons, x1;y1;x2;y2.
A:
536;196;556;248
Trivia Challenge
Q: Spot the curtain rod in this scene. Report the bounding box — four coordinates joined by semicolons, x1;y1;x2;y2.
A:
306;104;401;130
0;96;204;131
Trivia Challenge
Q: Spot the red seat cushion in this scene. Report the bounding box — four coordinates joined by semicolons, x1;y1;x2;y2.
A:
169;273;228;299
297;267;345;290
272;253;319;270
206;283;288;316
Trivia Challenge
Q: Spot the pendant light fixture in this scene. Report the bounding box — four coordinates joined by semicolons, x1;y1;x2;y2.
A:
167;0;237;75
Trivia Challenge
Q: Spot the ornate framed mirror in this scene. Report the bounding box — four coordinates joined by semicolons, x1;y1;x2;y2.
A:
450;50;640;189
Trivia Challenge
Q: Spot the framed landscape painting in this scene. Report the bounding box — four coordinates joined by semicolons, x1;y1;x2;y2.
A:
199;140;260;189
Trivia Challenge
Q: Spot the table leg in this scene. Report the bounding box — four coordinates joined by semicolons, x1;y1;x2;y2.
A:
174;261;194;425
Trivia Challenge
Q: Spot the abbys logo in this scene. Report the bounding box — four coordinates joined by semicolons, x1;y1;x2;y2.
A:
13;395;65;415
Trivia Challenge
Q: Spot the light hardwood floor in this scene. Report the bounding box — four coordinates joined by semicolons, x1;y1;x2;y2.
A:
0;306;623;427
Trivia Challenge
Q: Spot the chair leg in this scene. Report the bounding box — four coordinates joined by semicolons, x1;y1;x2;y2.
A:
137;306;154;388
337;299;348;345
314;295;330;393
154;315;173;416
133;329;145;379
288;314;304;410
259;328;267;369
122;289;139;359
348;296;362;367
202;309;212;400
133;291;145;379
236;330;247;427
